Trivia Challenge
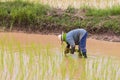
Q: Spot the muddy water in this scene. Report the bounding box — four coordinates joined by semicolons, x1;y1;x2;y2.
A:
0;32;120;58
87;38;120;58
0;32;120;79
0;32;60;47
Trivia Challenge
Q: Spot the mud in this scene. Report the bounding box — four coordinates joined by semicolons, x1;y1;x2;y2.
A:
0;32;120;57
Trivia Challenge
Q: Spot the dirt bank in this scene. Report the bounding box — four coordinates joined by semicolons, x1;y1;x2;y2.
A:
89;33;120;42
0;1;120;39
0;32;120;58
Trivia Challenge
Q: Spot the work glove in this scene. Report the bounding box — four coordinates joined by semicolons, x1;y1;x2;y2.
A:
70;46;75;54
64;47;69;54
82;52;87;58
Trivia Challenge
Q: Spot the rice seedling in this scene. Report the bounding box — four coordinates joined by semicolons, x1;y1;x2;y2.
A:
1;0;120;9
23;0;120;9
86;57;120;80
0;36;120;80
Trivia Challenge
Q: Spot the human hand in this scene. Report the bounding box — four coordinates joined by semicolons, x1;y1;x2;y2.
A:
64;48;70;54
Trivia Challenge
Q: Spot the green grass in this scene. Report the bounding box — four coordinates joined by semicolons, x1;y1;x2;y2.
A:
86;5;120;16
0;36;120;80
0;1;50;27
0;1;120;35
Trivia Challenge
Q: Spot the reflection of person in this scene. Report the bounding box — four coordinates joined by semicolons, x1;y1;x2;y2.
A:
58;28;88;58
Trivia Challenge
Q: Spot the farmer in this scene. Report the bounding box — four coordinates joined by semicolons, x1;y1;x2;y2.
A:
58;28;88;58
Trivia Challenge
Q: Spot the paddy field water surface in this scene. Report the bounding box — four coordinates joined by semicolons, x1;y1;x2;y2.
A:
0;32;120;80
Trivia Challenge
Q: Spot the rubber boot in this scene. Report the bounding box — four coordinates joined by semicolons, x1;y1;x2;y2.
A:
83;52;87;58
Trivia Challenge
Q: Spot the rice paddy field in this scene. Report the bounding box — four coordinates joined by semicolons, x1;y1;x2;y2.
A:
1;0;120;9
0;0;120;80
0;33;120;80
33;0;120;9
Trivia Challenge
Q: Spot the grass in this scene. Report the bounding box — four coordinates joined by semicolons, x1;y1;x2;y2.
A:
1;0;120;9
0;36;120;80
86;5;120;16
0;1;120;35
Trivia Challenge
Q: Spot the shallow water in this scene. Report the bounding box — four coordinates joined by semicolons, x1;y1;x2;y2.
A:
87;38;120;58
0;32;119;58
0;32;120;80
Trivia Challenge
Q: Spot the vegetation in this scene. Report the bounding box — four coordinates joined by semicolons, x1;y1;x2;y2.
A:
0;1;120;35
0;36;120;80
16;0;120;9
0;1;120;80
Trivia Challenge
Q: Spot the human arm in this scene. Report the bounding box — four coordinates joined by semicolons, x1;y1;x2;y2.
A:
70;45;75;54
67;39;75;54
64;42;70;54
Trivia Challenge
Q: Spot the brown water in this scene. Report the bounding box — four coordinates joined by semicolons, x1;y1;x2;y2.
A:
87;38;120;58
0;32;120;58
0;32;120;80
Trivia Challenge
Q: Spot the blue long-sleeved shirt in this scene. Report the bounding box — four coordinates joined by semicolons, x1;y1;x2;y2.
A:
66;28;87;47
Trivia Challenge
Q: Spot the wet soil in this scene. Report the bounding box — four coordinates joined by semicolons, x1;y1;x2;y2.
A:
0;32;120;58
89;33;120;42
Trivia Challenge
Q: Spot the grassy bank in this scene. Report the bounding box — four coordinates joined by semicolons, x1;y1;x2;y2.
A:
0;1;120;35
